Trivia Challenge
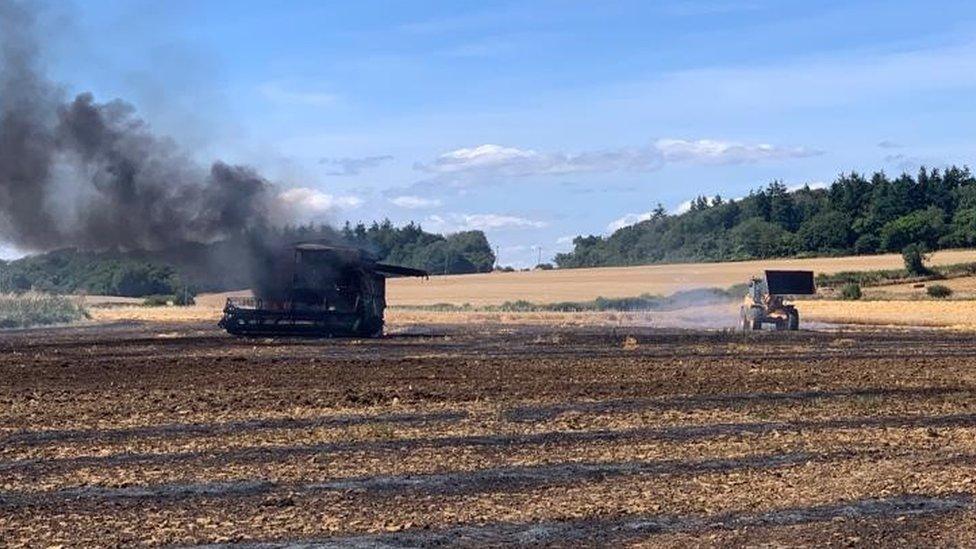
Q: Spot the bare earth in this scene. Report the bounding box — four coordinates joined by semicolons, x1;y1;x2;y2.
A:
4;322;976;546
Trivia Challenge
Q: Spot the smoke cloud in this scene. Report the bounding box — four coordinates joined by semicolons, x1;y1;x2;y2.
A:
0;1;276;253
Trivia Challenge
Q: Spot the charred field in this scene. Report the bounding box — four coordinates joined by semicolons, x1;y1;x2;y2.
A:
4;321;976;546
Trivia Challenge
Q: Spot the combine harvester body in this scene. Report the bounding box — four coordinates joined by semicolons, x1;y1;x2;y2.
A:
219;243;427;337
740;270;816;331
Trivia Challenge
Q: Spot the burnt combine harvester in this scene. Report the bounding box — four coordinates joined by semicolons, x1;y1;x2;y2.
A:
219;243;427;337
740;270;816;331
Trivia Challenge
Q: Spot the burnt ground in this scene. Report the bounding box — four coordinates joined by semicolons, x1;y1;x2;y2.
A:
4;322;976;546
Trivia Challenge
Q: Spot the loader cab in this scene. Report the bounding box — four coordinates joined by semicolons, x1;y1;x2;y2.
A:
746;277;767;304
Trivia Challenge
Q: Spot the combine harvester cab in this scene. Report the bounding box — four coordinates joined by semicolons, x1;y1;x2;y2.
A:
219;243;427;338
740;270;816;331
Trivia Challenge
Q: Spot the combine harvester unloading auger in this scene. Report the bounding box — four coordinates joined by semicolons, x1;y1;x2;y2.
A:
219;243;427;338
740;270;816;331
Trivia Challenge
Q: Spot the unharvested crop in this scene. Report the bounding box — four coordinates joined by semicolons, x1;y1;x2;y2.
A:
840;283;862;300
0;292;88;328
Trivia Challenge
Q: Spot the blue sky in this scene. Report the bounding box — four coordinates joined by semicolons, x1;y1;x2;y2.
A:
17;0;976;265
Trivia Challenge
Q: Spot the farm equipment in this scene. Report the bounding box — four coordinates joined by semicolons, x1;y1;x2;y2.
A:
219;243;427;338
740;270;815;331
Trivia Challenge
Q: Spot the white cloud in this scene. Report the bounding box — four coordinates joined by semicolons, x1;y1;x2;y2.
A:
278;187;363;217
607;212;653;232
0;243;25;260
672;200;694;215
654;139;820;164
415;143;661;177
556;235;575;245
259;82;337;107
390;195;443;209
463;213;547;229
416;139;819;180
321;155;393;176
424;213;547;233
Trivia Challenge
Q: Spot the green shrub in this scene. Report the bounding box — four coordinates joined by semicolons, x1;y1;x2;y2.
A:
926;284;953;298
0;293;89;328
840;283;862;300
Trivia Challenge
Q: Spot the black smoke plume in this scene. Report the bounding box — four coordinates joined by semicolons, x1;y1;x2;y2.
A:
0;1;276;253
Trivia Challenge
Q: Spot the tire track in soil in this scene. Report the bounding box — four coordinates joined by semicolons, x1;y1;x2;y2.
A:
195;494;974;547
5;386;961;447
5;411;976;477
0;450;839;507
1;411;468;446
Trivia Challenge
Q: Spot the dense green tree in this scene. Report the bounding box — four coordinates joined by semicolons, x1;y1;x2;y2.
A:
446;231;495;273
730;218;792;258
942;207;976;247
879;206;945;251
795;211;852;252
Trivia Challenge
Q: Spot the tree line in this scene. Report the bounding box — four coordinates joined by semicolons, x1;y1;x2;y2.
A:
0;221;496;296
556;166;976;268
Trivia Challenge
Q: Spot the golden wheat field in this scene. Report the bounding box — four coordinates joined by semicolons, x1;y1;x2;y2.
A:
387;249;976;306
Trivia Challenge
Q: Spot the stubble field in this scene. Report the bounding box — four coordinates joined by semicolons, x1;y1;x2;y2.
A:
4;322;976;546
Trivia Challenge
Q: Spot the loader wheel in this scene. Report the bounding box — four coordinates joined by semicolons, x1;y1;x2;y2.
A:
787;309;800;331
357;316;384;338
743;306;763;331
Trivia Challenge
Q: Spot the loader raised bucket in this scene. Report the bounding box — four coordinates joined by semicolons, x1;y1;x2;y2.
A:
764;270;816;296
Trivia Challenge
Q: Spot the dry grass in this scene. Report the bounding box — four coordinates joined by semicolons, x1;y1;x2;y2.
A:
387;303;742;330
863;276;976;300
390;301;976;331
86;291;247;323
801;300;976;330
388;249;976;306
89;304;223;323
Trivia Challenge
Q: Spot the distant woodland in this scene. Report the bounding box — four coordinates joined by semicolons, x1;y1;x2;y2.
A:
557;166;976;268
0;221;495;296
